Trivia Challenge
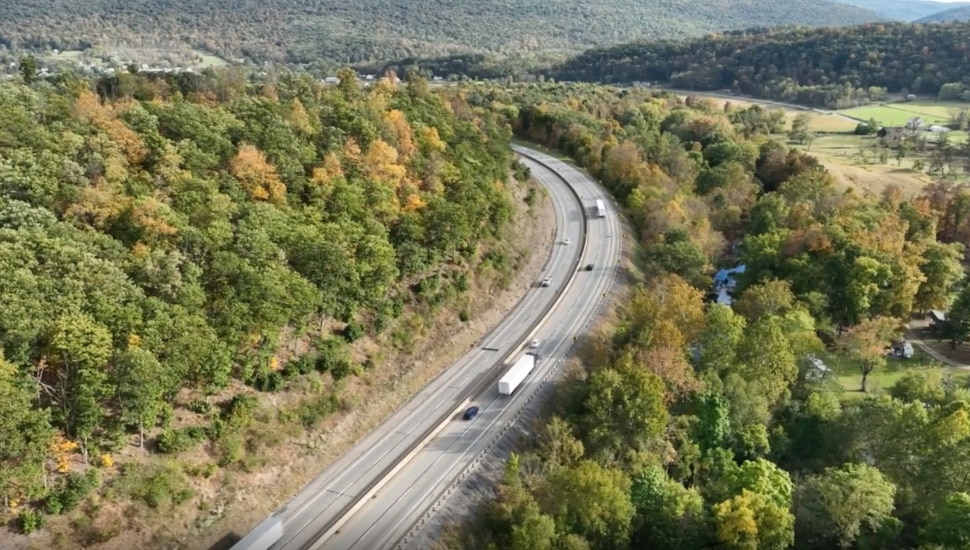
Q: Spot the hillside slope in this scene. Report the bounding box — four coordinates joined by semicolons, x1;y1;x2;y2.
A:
917;5;970;21
548;23;970;107
832;0;970;21
0;0;881;65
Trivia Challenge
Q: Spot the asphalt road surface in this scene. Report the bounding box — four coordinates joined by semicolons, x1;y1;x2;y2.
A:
243;145;621;550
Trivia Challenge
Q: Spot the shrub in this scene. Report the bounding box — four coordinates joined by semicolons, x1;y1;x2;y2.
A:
18;508;43;534
156;426;207;454
117;462;194;509
315;337;354;379
45;470;100;515
341;321;364;343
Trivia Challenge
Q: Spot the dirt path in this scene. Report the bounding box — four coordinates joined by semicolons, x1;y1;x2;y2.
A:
905;322;970;369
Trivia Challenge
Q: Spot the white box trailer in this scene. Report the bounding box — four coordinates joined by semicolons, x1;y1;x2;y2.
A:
595;199;606;218
498;353;537;396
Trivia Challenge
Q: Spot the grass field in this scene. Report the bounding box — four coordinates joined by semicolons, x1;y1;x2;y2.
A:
192;50;229;68
843;101;968;127
661;93;966;197
822;348;970;400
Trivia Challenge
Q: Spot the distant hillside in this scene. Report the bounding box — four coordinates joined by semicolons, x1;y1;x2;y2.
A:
547;23;970;108
832;0;970;21
918;5;970;21
0;0;882;66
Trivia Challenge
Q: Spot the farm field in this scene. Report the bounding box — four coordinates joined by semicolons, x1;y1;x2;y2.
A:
668;92;964;197
843;101;968;128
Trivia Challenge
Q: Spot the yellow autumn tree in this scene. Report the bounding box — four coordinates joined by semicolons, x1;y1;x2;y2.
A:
49;434;79;474
65;180;129;231
403;193;427;212
363;139;407;188
382;109;416;161
419;126;447;155
129;197;179;243
229;144;287;204
309;152;344;200
288;98;316;137
342;137;363;167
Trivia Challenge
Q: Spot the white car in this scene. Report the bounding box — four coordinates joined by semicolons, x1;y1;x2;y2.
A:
562;238;570;245
540;277;552;287
530;339;541;349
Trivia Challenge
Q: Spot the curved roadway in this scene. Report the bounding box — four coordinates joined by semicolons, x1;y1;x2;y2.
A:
239;145;622;550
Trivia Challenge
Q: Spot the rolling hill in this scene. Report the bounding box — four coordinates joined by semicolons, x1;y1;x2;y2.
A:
0;0;883;66
832;0;970;21
917;5;970;21
546;22;970;108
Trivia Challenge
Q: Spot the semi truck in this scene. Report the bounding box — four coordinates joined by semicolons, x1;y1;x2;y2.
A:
594;199;606;218
498;353;537;396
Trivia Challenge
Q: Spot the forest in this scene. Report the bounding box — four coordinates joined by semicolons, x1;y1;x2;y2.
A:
435;82;970;549
0;0;879;67
547;23;970;108
0;67;524;535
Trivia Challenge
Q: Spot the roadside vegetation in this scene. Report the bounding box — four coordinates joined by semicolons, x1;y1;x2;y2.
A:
437;82;970;549
0;68;543;546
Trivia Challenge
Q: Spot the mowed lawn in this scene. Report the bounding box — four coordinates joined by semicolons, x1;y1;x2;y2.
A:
843;101;967;127
820;348;970;400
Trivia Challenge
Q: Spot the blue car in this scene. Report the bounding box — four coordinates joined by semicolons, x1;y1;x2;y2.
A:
463;406;479;420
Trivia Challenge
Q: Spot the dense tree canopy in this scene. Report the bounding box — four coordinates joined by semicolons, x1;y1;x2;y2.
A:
0;0;879;68
439;81;970;549
0;70;521;523
547;23;970;108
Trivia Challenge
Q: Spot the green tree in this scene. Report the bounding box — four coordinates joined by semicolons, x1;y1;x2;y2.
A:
794;463;897;549
915;242;964;314
541;460;635;549
584;355;668;453
943;282;970;352
713;489;795;550
19;56;38;84
630;465;707;549
113;347;168;448
920;492;970;549
839;316;898;393
645;228;709;287
47;313;114;460
0;357;53;509
695;304;746;376
788;114;813;145
735;318;798;407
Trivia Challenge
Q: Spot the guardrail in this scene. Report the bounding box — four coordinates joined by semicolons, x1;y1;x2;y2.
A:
304;148;589;548
393;146;623;550
244;146;590;550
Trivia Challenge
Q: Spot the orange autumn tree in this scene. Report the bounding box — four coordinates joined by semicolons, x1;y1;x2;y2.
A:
73;91;148;168
229;144;287;204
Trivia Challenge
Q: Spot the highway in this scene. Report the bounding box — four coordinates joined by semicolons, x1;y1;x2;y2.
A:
234;144;622;550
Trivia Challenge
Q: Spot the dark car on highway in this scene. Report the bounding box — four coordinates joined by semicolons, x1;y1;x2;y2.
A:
463;406;479;420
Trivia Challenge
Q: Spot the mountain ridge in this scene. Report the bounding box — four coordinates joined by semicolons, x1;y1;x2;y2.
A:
831;0;970;21
0;0;883;66
917;5;970;22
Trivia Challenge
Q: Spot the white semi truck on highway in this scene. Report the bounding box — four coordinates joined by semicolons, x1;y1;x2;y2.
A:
498;353;537;395
595;199;606;218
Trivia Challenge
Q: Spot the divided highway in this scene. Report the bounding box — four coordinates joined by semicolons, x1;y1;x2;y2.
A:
233;144;622;550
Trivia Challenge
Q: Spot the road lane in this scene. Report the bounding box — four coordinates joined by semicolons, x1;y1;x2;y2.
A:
250;146;586;550
312;147;623;550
